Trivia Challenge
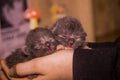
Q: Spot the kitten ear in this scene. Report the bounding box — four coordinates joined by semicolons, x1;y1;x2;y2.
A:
49;23;58;33
21;46;31;56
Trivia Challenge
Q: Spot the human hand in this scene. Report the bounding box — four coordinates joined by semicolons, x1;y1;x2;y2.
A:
9;49;74;80
0;60;29;80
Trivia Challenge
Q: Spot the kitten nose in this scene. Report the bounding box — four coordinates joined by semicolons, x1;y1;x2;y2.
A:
45;42;51;47
45;42;52;52
69;38;75;46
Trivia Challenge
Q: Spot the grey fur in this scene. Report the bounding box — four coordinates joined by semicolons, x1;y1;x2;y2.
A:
25;27;59;58
50;16;87;48
5;27;59;79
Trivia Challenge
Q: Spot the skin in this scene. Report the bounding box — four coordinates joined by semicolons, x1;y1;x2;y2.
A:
0;70;8;80
0;49;74;80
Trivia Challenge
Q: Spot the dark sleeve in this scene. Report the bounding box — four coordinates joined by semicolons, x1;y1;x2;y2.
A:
116;48;120;80
88;42;115;48
115;36;120;80
73;47;117;80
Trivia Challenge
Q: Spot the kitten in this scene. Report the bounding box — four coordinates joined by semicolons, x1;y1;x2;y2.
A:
5;27;59;79
5;48;31;68
25;27;59;58
50;16;87;49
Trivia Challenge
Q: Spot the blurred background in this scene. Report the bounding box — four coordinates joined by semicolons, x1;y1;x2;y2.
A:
28;0;120;42
0;0;120;58
27;0;120;42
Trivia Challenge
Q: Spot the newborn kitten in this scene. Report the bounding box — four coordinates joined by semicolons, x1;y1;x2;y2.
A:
5;48;31;68
5;27;59;79
50;16;87;49
25;27;59;58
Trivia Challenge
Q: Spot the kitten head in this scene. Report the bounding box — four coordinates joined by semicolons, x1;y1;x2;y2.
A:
50;16;87;48
25;27;59;58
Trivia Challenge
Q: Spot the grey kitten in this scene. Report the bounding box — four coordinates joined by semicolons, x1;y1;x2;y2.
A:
5;48;31;68
50;16;87;48
5;27;59;79
25;27;59;58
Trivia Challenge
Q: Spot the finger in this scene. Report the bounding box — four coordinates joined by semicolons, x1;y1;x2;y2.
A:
10;77;30;80
0;59;12;79
10;59;41;77
32;75;46;80
0;60;21;80
0;70;8;80
0;60;9;74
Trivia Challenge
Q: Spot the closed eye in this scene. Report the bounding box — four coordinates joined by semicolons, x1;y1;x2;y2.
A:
50;39;55;42
57;35;66;38
34;43;42;49
76;38;81;41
